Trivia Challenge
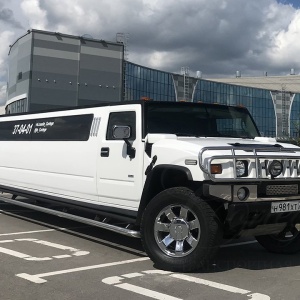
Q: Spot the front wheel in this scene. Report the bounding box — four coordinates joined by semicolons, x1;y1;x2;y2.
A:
141;187;222;272
256;225;300;254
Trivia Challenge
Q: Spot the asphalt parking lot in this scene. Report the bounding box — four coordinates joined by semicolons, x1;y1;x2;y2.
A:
0;194;299;300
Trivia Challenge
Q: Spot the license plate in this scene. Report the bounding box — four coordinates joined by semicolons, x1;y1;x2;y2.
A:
271;201;300;214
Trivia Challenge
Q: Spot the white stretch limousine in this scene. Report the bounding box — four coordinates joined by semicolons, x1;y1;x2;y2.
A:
0;100;300;272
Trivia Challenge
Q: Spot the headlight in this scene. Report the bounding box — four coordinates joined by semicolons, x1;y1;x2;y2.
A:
269;160;283;177
236;160;247;177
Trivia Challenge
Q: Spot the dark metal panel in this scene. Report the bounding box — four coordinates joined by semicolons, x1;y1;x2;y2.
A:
78;67;121;102
32;56;79;74
30;87;77;107
78;85;121;102
33;47;79;60
80;39;123;52
77;98;119;106
29;103;74;111
78;45;123;103
79;55;122;73
33;39;80;52
33;32;79;45
78;69;122;85
31;71;78;89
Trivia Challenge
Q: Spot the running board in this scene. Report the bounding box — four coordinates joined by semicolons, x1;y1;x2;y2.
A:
0;195;140;238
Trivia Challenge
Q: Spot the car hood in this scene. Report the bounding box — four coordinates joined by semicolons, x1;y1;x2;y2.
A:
149;135;300;158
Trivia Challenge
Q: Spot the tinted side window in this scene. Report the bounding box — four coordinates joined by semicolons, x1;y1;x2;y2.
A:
106;111;136;140
0;114;93;141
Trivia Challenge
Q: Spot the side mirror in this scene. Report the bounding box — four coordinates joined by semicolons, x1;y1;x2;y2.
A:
112;125;131;139
112;125;135;159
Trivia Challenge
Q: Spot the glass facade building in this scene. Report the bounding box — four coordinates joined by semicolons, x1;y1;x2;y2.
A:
193;80;276;137
5;30;300;139
125;62;278;137
125;63;176;102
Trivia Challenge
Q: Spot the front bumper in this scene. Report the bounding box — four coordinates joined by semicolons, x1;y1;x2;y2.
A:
224;202;300;237
203;182;300;202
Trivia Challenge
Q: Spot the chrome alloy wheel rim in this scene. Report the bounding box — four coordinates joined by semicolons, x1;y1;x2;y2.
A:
154;205;201;257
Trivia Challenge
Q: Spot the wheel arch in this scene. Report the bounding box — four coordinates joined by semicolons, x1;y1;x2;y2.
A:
136;164;193;225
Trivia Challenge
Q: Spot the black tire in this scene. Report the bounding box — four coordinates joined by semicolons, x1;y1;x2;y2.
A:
256;226;300;254
141;187;222;272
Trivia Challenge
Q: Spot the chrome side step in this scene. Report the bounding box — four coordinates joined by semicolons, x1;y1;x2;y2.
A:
0;195;140;238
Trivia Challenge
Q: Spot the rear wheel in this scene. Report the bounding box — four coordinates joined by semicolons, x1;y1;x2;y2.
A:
256;225;300;254
141;187;222;272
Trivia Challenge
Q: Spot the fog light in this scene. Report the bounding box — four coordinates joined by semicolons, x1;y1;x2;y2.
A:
237;187;248;201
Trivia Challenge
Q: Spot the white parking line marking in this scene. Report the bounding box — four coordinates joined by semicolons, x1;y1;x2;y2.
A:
24;257;52;261
0;246;31;259
171;274;250;294
30;240;90;256
102;270;270;300
16;257;150;283
0;229;57;236
17;273;47;284
0;238;89;261
32;240;77;250
72;251;90;256
116;283;182;300
53;255;71;259
102;276;124;285
171;274;270;299
31;240;81;252
122;272;143;279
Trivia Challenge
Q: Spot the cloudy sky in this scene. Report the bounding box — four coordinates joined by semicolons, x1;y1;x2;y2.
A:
1;0;300;105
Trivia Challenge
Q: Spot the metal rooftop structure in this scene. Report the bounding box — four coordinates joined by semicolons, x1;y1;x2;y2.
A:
207;75;300;93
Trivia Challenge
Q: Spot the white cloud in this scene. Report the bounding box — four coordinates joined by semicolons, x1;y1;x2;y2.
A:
1;0;300;105
268;10;300;68
20;0;48;29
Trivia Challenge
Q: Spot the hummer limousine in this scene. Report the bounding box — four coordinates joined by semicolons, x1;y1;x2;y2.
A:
0;100;300;272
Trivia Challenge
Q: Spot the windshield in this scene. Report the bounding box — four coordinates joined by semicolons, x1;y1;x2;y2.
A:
145;103;260;139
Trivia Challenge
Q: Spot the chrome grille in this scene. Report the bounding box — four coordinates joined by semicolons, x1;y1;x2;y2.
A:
266;184;298;196
199;145;300;182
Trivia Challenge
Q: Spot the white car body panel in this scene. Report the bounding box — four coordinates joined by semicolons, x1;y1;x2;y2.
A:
0;101;299;215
